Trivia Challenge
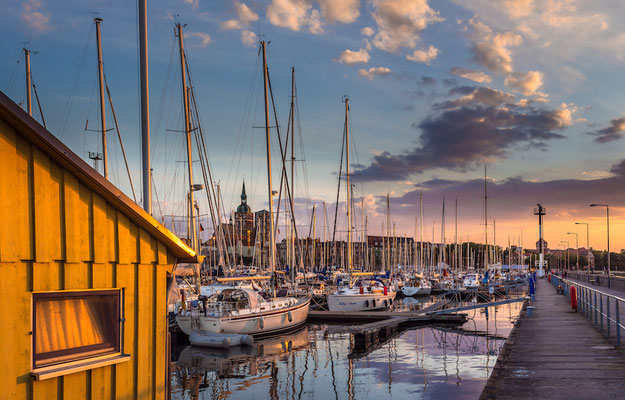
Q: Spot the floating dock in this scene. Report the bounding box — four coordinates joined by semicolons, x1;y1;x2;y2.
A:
309;300;466;356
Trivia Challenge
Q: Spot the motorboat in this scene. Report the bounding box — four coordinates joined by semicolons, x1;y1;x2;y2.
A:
327;276;396;311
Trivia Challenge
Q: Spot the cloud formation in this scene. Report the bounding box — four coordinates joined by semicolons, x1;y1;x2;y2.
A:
371;158;625;243
450;67;492;83
371;0;444;53
469;17;522;74
334;48;370;64
406;45;439;64
588;117;625;143
358;66;392;80
241;30;257;47
267;0;324;34
504;70;544;96
361;26;375;36
185;31;212;47
354;85;571;181
318;0;360;23
22;0;50;32
221;1;259;30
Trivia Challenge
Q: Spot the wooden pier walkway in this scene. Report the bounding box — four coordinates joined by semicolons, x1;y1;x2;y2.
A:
481;278;625;400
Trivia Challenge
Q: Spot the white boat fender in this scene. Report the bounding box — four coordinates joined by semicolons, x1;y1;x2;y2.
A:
287;311;293;323
259;317;264;329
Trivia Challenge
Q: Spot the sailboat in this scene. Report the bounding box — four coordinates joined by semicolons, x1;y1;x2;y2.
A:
327;98;396;311
176;38;309;337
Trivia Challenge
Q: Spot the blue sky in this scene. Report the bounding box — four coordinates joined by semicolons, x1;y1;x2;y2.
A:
3;0;625;250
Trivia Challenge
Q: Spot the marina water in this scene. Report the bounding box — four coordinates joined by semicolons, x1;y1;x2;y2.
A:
171;299;523;399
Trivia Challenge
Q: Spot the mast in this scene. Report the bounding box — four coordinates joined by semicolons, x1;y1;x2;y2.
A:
138;0;151;213
24;48;32;116
261;41;276;277
385;193;392;268
419;193;423;270
455;198;458;272
177;23;196;251
95;18;108;179
344;97;352;285
484;164;488;271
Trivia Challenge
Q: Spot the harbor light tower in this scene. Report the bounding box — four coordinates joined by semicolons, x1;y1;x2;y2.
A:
534;204;546;277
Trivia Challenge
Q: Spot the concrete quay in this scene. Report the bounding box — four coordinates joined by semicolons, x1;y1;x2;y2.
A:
480;278;625;400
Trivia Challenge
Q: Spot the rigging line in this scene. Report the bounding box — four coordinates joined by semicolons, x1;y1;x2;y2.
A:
30;72;46;129
104;73;137;202
331;121;347;263
226;55;261;212
266;67;301;251
59;23;94;138
5;51;23;95
293;77;312;210
83;75;98;158
151;34;176;164
185;58;231;268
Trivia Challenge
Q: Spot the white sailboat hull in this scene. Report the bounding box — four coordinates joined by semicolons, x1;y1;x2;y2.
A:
327;292;396;312
176;297;310;337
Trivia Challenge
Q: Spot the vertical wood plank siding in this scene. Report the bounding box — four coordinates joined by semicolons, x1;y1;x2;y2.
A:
0;118;172;399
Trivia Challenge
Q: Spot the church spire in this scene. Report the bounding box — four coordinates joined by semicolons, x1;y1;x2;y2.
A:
237;179;251;213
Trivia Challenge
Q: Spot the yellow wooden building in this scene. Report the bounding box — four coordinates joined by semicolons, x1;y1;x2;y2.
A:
0;90;198;399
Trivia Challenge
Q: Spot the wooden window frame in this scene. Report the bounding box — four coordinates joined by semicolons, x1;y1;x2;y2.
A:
31;288;125;374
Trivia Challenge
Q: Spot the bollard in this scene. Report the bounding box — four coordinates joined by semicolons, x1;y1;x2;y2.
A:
570;285;577;312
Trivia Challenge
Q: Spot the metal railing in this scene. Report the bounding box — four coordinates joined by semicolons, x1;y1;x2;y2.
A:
550;274;624;345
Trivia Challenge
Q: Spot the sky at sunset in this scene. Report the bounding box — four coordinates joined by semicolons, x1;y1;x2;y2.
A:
3;0;625;251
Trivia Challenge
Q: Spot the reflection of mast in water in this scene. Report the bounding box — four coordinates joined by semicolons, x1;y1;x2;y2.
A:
269;359;279;400
416;328;428;392
297;348;310;400
347;357;355;400
485;306;491;379
387;341;392;394
327;335;339;400
455;334;462;385
442;331;449;383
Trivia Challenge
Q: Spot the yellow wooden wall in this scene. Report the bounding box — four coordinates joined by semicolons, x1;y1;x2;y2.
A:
0;119;171;399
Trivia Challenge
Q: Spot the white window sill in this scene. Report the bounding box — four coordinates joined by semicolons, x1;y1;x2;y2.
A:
31;353;131;381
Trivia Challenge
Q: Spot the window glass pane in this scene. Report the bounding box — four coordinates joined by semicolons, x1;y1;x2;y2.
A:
33;290;120;368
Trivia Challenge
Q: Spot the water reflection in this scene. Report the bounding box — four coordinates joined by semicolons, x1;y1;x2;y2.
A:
171;302;523;400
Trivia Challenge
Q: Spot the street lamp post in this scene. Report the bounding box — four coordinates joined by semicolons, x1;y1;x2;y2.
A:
560;240;570;270
575;222;590;272
590;204;610;278
567;232;579;272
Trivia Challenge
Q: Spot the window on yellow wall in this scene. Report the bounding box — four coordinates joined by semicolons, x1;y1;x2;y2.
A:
32;289;122;368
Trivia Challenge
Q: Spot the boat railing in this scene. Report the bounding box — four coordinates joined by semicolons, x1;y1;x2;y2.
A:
550;274;624;345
